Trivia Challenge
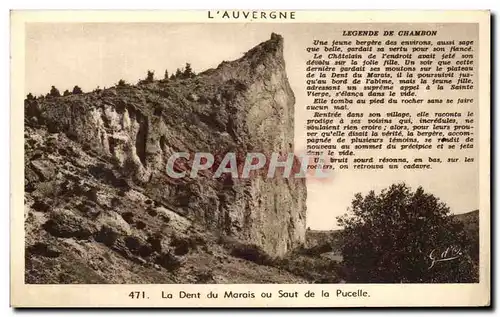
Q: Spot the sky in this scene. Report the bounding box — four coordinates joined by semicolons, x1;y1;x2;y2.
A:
25;23;479;229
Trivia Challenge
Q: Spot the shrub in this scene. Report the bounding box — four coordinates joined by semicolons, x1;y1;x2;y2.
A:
95;226;119;247
110;197;121;208
195;270;215;283
72;85;83;94
170;234;206;256
124;236;142;252
27;242;60;258
147;234;163;253
146;70;154;83
138;245;154;258
42;209;95;240
155;252;182;272
49;86;61;97
63;89;71;96
231;243;273;265
117;79;127;87
337;183;476;283
84;188;99;202
183;63;195;78
219;236;273;266
175;68;182;79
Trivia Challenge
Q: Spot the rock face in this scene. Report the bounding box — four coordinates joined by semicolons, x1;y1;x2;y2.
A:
25;33;307;257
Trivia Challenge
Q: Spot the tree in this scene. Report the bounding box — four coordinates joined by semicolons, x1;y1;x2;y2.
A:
337;183;476;283
72;86;83;94
183;63;194;78
164;69;169;80
175;68;182;79
49;86;61;97
146;70;154;83
117;79;127;87
26;93;34;101
63;89;71;96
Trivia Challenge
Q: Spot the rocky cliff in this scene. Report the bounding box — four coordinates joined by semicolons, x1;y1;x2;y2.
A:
24;33;308;283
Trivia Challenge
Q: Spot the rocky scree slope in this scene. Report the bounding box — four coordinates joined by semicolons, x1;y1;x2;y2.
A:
24;33;309;283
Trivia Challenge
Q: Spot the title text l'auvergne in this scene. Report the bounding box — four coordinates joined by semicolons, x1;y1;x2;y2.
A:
208;10;296;20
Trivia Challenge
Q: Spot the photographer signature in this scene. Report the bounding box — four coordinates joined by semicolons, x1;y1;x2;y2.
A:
428;245;463;269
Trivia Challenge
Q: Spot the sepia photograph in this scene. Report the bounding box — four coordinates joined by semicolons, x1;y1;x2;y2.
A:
11;10;490;307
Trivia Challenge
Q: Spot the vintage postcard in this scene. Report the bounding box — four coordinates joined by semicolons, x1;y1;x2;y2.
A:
11;10;490;307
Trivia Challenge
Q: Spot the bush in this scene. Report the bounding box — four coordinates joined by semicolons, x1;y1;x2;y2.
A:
63;89;71;96
72;86;83;94
183;63;195;78
42;209;95;240
219;236;273;266
147;234;163;253
155;252;182;272
146;70;154;83
124;236;142;252
170;234;206;256
95;226;119;247
117;79;127;87
175;68;182;79
195;270;215;283
231;244;272;265
337;183;476;283
49;85;61;97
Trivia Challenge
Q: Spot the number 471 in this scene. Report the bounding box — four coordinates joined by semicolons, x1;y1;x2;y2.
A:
129;291;147;299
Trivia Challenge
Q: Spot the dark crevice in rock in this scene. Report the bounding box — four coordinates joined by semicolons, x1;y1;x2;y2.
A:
121;212;134;224
108;137;116;156
135;114;148;167
100;109;111;129
159;135;167;154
